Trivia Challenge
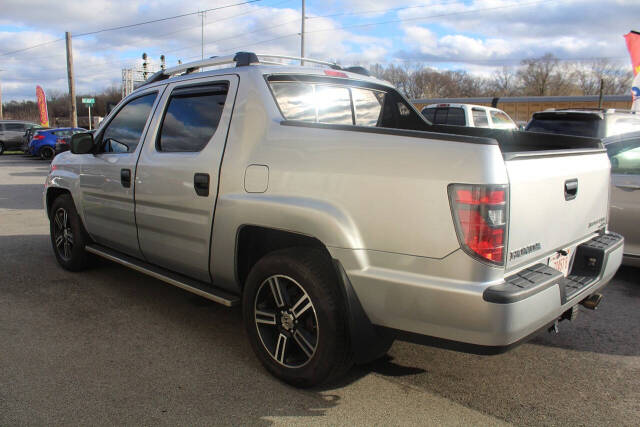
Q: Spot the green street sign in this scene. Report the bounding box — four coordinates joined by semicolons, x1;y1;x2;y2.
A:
82;98;95;105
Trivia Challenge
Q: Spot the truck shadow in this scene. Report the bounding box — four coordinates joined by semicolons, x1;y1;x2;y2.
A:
0;234;341;425
1;234;637;426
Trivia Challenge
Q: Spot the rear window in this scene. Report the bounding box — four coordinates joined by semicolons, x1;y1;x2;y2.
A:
421;107;436;123
526;114;603;138
429;107;465;126
472;108;489;127
268;75;427;131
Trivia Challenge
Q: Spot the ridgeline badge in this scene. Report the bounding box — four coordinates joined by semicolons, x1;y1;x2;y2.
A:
509;243;542;261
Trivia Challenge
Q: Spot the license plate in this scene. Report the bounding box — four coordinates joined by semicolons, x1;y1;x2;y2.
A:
548;248;573;277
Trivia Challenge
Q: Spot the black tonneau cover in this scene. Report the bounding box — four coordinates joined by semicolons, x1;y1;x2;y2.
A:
427;124;603;153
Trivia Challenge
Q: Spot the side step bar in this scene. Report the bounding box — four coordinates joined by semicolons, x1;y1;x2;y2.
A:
85;244;240;307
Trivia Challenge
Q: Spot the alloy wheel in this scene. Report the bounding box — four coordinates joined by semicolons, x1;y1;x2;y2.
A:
53;207;74;261
254;274;319;368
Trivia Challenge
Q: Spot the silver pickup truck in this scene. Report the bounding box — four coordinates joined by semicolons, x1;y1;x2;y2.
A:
44;52;623;387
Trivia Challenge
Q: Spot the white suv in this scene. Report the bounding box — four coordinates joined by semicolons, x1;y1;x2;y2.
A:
421;103;517;130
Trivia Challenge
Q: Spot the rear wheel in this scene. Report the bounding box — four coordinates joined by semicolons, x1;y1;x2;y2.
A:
0;142;5;155
39;146;54;160
50;194;93;271
243;248;352;388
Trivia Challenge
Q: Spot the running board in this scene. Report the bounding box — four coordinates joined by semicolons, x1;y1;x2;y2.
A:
85;244;239;307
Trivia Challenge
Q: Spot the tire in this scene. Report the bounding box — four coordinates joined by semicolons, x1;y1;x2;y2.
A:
39;146;54;160
0;142;5;155
49;194;93;271
242;248;352;388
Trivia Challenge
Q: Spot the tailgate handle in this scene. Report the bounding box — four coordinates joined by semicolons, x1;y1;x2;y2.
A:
564;179;578;200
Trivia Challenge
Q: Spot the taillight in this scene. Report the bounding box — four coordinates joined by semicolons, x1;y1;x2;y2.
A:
448;184;508;266
33;135;45;140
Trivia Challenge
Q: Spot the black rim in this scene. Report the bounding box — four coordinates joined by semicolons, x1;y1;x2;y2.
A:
254;274;319;368
41;147;53;160
53;207;74;261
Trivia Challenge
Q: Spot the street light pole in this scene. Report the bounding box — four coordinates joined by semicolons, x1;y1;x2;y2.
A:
300;0;305;65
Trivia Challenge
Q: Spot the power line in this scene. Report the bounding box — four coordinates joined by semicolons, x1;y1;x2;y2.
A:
0;38;65;57
73;0;263;37
308;0;461;20
305;0;559;34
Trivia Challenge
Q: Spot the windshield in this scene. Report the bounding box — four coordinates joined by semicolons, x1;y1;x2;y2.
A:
526;114;603;138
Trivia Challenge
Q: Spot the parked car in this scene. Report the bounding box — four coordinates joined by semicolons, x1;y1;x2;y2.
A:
28;128;86;160
526;109;640;138
45;52;622;387
0;120;39;154
22;124;46;152
604;131;640;267
421;103;517;129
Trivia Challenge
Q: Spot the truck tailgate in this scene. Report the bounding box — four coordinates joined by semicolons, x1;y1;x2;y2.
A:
505;150;610;271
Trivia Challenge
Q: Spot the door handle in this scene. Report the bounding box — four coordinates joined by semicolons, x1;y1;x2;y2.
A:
120;168;131;188
564;178;578;201
616;184;640;191
194;173;210;197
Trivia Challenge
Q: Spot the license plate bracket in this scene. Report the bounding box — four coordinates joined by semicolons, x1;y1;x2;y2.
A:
548;248;574;277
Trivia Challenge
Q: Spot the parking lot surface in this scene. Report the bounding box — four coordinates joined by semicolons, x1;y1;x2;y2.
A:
1;154;639;426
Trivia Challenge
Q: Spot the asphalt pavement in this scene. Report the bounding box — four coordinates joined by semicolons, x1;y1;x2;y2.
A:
1;154;639;426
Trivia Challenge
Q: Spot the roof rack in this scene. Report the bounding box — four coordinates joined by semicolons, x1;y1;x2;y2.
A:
142;51;346;87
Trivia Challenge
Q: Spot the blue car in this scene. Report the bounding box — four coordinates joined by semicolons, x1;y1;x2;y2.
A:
28;128;86;160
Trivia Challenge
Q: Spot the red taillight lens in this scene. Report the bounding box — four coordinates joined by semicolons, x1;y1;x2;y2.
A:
449;184;508;265
33;134;45;140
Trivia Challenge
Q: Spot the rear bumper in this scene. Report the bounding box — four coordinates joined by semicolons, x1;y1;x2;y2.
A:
334;232;623;350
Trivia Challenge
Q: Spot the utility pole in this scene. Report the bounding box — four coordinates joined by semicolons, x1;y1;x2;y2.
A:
598;78;604;109
65;32;77;128
0;70;3;120
199;10;206;60
300;0;305;65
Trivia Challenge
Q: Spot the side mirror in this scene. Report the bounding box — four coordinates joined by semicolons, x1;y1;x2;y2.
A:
70;132;94;154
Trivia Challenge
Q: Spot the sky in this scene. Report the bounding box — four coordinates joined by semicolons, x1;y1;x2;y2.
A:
0;0;638;101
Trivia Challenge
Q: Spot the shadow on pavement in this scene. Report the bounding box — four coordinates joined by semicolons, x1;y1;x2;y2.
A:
0;234;340;425
2;234;639;426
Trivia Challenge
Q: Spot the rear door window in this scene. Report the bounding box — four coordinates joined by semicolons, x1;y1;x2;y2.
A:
157;83;229;152
472;108;489;127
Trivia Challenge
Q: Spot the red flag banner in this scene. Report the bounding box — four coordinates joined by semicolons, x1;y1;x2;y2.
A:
35;85;49;127
624;31;640;76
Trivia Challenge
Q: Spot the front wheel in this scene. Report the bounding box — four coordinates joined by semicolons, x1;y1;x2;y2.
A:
49;194;93;271
242;248;352;388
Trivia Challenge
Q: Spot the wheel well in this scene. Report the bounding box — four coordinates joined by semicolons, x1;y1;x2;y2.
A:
236;226;329;288
46;188;71;218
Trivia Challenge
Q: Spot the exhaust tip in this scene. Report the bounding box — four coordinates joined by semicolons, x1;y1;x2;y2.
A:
580;293;603;310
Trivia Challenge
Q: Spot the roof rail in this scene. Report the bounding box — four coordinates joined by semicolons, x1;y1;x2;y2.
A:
141;51;346;87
